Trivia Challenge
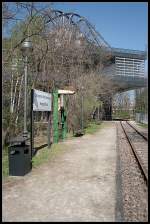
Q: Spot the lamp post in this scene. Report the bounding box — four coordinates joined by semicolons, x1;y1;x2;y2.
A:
21;38;33;138
81;86;84;133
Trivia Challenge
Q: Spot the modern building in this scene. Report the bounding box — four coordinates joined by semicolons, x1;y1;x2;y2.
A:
102;47;147;92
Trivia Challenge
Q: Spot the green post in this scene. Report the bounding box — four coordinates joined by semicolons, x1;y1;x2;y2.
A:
64;109;67;139
61;108;67;140
53;90;59;143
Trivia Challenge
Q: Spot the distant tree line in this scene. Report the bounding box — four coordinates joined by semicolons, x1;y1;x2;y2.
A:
135;87;148;113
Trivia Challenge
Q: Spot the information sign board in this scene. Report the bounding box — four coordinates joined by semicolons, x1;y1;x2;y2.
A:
33;89;52;111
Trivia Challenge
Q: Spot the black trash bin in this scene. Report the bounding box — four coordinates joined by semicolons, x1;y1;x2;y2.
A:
8;136;32;176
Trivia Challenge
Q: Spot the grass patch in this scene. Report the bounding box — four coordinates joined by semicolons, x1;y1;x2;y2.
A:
66;131;74;139
112;111;131;120
32;143;67;168
2;147;9;178
84;121;103;135
136;122;148;128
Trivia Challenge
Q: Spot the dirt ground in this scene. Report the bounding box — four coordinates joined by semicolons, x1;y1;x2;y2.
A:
2;121;117;222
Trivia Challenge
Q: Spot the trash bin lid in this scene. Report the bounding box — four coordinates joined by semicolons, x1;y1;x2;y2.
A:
9;135;30;146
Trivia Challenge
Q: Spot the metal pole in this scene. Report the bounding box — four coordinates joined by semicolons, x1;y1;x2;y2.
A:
31;89;34;159
23;55;28;138
81;94;84;132
47;111;50;148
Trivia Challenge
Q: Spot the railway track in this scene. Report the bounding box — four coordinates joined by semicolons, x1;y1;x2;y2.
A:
120;120;148;183
126;121;148;141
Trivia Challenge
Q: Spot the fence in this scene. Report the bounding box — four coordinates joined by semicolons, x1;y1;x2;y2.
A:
135;112;148;124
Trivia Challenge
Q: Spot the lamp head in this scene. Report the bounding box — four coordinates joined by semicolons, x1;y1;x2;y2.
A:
21;38;33;56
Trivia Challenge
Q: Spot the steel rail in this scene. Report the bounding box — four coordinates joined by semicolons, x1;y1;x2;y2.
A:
120;121;148;184
126;121;148;141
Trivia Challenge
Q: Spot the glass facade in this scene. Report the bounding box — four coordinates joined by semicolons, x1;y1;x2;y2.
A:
115;56;145;78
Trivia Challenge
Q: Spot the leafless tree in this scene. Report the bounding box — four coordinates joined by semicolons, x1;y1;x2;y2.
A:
3;4;118;143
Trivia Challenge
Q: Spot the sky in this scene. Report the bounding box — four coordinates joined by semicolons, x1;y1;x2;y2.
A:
53;2;148;51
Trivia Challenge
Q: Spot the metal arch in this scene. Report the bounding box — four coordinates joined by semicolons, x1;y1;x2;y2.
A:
65;12;111;49
84;19;111;48
44;10;73;25
77;19;105;48
43;9;111;50
72;15;111;49
65;12;111;48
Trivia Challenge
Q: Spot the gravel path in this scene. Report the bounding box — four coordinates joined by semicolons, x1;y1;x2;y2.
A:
2;122;117;222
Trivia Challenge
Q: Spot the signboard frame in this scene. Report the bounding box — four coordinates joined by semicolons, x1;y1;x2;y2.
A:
33;89;52;112
31;89;52;158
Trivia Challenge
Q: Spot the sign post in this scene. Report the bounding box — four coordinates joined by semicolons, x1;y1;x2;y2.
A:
31;89;34;158
31;89;52;153
47;111;51;148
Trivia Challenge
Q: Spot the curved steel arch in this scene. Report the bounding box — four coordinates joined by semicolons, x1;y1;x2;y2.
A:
43;9;111;50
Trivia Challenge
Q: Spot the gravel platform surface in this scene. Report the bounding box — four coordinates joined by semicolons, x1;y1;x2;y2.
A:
3;122;117;222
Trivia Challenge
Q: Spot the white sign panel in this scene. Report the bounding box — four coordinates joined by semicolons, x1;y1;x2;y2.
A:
58;89;75;94
33;89;52;111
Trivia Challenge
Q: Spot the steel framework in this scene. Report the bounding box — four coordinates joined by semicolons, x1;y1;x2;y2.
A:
43;9;111;49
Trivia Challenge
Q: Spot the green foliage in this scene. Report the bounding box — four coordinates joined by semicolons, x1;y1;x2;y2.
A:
2;147;9;178
137;123;148;128
83;99;99;128
32;147;51;167
32;144;68;168
113;110;130;119
135;88;148;113
85;121;102;134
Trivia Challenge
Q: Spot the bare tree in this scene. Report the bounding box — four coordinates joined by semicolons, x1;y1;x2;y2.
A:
3;4;117;143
